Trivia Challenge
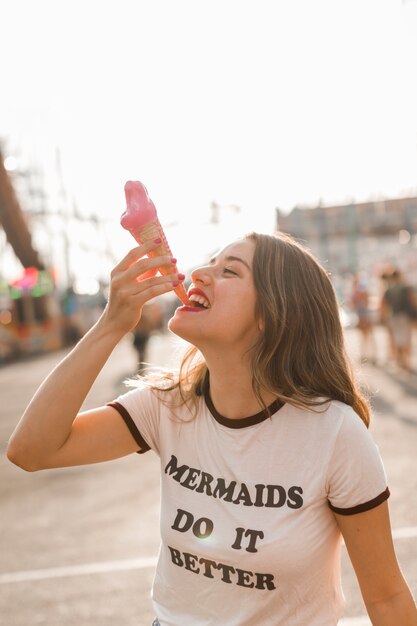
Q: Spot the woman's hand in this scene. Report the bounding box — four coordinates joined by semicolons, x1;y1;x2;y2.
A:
100;240;184;336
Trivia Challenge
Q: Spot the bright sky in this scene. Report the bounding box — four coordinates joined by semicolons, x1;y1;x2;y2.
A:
1;0;417;284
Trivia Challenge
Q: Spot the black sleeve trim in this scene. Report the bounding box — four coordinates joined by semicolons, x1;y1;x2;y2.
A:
328;486;390;516
107;401;151;455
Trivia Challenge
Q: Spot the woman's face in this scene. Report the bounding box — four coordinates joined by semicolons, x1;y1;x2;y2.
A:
169;238;261;354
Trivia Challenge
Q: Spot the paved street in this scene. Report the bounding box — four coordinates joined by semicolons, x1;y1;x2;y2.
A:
1;327;416;626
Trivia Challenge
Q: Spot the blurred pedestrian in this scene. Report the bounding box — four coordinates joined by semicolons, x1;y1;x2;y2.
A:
350;274;376;364
380;269;416;371
132;299;164;373
8;233;417;625
61;285;81;346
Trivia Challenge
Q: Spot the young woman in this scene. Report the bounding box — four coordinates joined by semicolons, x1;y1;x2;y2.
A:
7;232;417;626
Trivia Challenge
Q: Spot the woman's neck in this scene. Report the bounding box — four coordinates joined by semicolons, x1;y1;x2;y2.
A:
203;353;276;420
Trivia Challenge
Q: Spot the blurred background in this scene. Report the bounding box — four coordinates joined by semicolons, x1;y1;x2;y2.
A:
1;1;417;625
0;0;417;361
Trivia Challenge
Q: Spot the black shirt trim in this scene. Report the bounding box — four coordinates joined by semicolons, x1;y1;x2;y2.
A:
107;401;151;454
203;375;284;429
328;486;390;516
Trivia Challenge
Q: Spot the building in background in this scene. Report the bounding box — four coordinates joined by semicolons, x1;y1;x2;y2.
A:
276;196;417;281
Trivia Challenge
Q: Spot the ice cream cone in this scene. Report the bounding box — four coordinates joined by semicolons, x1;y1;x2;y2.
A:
121;181;189;305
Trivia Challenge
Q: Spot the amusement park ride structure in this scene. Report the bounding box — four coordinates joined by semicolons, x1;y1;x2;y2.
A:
0;147;45;271
0;147;107;360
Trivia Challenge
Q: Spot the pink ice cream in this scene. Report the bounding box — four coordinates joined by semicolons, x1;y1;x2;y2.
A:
121;181;189;305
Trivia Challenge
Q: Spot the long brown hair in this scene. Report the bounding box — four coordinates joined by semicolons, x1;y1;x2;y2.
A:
145;231;370;426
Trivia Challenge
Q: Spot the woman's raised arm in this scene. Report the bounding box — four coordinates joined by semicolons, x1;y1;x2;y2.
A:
7;241;183;471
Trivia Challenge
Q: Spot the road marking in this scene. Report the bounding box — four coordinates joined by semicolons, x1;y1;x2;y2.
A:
0;555;158;584
392;526;417;539
1;525;416;585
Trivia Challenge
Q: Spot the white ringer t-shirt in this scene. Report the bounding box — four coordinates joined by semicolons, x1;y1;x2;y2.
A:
109;382;389;626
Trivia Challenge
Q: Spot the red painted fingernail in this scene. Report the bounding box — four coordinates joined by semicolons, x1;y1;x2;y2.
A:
172;281;179;287
154;238;162;244
171;257;177;264
178;273;185;280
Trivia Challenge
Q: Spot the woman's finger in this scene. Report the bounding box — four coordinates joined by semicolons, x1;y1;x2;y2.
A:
125;254;175;282
131;275;184;303
114;271;180;297
112;239;162;274
128;272;184;296
138;268;158;281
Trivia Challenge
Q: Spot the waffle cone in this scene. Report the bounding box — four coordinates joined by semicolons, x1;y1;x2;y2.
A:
127;219;189;305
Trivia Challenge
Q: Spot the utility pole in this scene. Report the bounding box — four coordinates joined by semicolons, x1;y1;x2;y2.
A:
209;201;240;224
55;148;72;288
347;203;358;273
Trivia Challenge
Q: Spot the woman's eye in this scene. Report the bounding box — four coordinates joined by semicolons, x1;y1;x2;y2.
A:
224;267;237;276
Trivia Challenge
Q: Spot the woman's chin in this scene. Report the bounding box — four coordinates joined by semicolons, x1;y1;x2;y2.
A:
167;314;189;340
168;314;203;345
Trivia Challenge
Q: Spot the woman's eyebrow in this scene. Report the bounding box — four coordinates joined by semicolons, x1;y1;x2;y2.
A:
209;255;251;270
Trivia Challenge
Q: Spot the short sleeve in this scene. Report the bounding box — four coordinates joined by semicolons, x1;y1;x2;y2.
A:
326;407;389;515
107;385;161;455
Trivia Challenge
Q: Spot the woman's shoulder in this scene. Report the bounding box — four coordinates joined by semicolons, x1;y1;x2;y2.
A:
323;399;368;428
286;397;366;431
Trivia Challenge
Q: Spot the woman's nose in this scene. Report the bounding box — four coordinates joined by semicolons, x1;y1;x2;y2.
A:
190;265;212;285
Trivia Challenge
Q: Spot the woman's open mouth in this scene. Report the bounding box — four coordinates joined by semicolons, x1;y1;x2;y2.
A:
178;288;211;313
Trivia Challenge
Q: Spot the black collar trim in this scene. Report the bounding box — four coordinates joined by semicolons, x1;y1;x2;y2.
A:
203;375;284;429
